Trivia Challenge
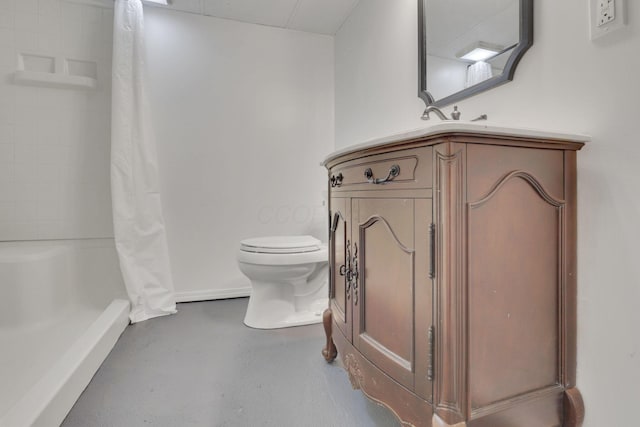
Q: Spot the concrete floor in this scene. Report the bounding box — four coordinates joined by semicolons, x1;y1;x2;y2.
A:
62;298;401;427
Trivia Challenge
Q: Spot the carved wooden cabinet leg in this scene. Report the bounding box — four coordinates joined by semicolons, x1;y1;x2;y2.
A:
564;388;585;427
432;414;466;427
321;308;338;362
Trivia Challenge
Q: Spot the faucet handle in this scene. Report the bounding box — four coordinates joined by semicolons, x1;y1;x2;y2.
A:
451;106;461;120
470;114;488;122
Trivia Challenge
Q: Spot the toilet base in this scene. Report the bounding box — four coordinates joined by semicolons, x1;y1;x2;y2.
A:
243;296;327;329
237;246;329;330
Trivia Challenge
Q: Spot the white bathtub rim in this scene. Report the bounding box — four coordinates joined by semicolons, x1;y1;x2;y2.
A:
0;303;107;333
0;299;130;427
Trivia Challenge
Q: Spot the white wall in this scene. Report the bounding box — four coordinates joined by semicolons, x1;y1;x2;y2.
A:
0;0;114;240
334;0;424;148
335;0;640;425
144;9;334;300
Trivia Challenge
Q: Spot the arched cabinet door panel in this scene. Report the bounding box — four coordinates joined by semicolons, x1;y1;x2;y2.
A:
468;172;564;411
329;197;351;342
352;198;432;393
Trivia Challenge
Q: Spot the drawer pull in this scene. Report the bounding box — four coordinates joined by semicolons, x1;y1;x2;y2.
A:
364;165;400;184
330;173;343;187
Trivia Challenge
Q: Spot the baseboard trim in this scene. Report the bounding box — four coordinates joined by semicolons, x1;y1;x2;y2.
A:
175;287;251;303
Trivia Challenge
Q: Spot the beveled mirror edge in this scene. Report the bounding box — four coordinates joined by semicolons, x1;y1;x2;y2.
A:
418;0;534;108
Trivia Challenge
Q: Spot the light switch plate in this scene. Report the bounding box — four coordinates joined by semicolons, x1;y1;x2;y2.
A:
590;0;627;40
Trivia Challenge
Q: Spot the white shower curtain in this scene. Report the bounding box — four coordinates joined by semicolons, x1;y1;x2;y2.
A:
465;60;493;88
111;0;177;323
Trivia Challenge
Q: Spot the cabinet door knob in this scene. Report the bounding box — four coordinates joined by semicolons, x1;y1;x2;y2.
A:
339;264;347;276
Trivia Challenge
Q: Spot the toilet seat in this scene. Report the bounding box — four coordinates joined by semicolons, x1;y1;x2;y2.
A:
238;241;327;266
240;235;322;254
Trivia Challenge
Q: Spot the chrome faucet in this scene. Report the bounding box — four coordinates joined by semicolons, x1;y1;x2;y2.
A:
421;105;460;121
424;91;436;104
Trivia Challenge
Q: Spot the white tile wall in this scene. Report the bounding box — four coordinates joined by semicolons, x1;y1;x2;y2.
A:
0;0;113;241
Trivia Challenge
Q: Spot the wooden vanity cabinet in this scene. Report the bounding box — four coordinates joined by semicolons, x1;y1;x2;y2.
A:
322;130;586;427
330;195;434;397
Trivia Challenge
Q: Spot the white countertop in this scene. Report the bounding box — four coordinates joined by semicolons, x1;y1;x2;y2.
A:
322;122;590;166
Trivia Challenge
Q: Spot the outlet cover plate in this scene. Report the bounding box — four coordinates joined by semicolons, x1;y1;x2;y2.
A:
590;0;626;40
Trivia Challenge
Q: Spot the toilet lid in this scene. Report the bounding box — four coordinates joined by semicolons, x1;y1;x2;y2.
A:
240;235;322;254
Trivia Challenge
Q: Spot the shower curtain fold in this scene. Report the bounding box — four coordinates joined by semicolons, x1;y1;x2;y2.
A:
465;60;493;88
111;0;177;323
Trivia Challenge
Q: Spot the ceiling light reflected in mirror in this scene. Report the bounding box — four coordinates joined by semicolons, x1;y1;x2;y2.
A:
456;41;504;62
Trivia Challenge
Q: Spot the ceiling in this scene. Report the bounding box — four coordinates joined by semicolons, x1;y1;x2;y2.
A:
144;0;361;35
425;0;519;62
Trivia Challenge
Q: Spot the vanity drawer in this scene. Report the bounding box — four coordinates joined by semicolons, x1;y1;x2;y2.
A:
329;147;432;191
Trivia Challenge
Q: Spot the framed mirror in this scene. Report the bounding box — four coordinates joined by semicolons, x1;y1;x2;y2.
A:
418;0;533;108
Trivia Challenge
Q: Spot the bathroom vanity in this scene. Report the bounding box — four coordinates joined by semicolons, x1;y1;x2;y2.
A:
321;123;588;427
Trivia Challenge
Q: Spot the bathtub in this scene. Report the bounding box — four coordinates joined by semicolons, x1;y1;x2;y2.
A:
0;240;129;427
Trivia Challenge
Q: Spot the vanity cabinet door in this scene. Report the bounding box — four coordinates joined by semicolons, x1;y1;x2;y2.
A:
352;197;433;394
329;197;352;342
465;145;567;416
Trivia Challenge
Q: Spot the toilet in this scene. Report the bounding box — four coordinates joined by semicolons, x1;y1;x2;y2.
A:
237;235;328;329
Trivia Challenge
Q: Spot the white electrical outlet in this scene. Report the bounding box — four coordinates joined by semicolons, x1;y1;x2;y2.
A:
590;0;627;40
597;0;615;27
